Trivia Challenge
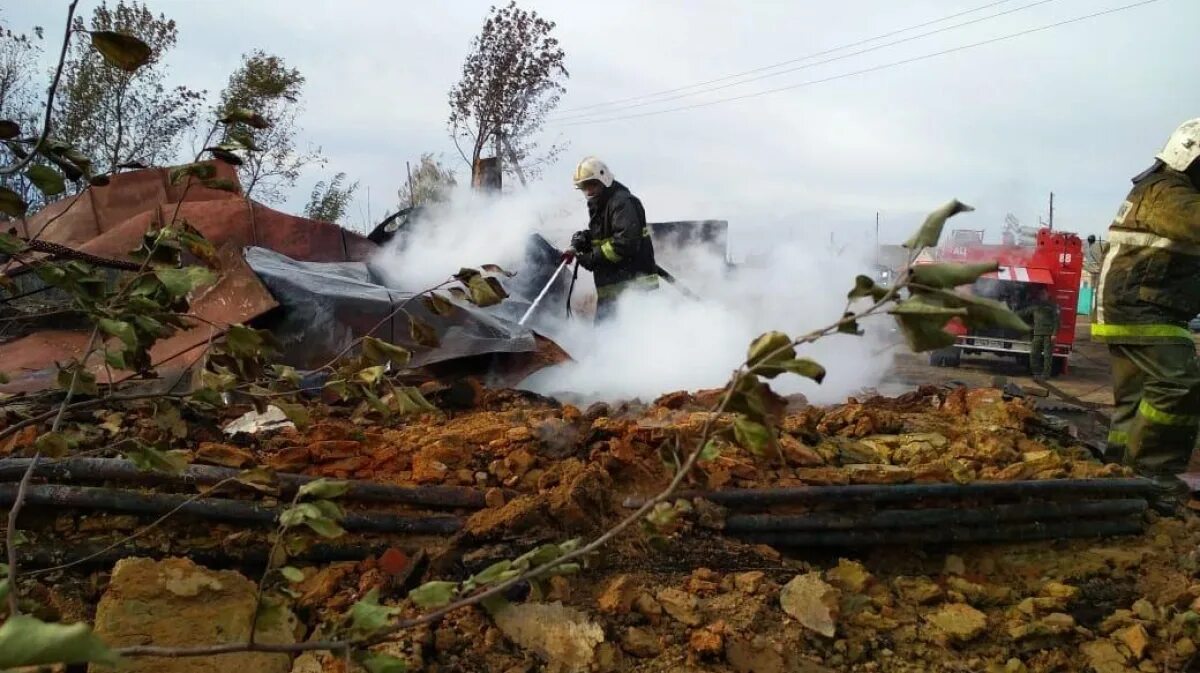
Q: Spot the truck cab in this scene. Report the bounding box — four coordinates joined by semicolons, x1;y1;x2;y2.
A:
927;228;1083;376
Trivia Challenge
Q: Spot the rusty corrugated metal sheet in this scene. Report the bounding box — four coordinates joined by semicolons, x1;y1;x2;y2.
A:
0;243;277;393
15;163;375;263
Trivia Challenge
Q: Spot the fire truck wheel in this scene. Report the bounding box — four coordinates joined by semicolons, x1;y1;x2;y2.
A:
929;348;961;368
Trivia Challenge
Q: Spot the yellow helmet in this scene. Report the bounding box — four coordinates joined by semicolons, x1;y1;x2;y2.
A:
572;156;613;188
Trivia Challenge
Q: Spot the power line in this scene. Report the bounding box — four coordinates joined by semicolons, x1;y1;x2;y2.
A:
552;0;1056;121
553;0;1020;115
553;0;1164;128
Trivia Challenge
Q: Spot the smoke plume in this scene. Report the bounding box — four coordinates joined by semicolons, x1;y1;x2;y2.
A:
373;184;896;405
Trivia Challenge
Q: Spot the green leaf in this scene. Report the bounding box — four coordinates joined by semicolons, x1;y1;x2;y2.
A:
359;652;408;673
207;147;243;165
357;365;387;385
0;231;26;255
219;107;271;129
280;566;305;583
310;499;344;520
362;336;411;367
125;445;190;475
847;275;885;301
771;358;826;383
907;261;999;289
34;432;70;458
409;317;439;348
56;366;98;396
726;373;787;426
888;297;967;319
155;266;216;298
304;516;345;539
464;274;506;307
201;177;240;193
747;331;794;370
103;349;127;370
409;581;458;609
235;466;278;492
468;560;515;588
225;325;269;358
421;293;456;316
279;504;314;527
0;615;120;669
349;588;402;637
169;162;216;185
392;386;437;415
482;263;516;277
513;543;566;571
699;440;723;461
0;120;18;139
837;313;862;336
26;164;66;197
0;185;28;217
298;478;350;500
745;331;824;382
227;129;261;151
733;415;773;456
274;401;311;430
903;199;975;250
89;31;152;72
98;318;138;350
894;314;958;352
924;289;1030;333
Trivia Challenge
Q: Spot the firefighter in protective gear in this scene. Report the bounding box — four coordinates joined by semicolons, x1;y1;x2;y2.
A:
567;157;659;321
1018;288;1060;378
1094;118;1200;492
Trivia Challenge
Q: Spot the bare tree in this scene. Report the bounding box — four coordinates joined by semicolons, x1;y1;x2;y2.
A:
448;1;568;184
0;15;46;210
217;50;324;204
398;153;456;208
51;0;203;176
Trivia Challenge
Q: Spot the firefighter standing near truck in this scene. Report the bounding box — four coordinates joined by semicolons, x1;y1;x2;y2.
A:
1018;287;1060;379
563;157;659;321
1093;118;1200;507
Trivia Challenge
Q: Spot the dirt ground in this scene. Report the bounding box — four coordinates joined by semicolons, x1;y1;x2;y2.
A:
886;318;1114;408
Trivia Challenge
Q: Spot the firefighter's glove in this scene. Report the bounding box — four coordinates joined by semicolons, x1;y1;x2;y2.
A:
560;248;576;264
570;230;593;253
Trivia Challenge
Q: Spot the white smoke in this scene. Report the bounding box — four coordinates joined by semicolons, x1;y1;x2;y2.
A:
373;184;896;404
372;184;578;290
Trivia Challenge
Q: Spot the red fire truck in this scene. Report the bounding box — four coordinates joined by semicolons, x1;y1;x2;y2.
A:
926;227;1084;376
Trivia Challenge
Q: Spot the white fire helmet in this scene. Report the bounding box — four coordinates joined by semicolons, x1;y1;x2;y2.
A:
1156;118;1200;172
572;156;614;189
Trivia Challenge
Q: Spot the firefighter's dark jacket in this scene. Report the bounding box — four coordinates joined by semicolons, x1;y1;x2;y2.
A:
577;181;658;295
1093;165;1200;344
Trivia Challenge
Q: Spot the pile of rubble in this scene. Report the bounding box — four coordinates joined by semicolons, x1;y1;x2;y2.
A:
7;383;1197;673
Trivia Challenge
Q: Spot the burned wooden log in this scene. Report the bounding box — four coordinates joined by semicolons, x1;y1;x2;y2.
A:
0;457;490;509
723;498;1147;532
0;483;464;534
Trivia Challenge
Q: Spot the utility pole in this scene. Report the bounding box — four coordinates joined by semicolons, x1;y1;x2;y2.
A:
875;211;880;265
1048;191;1055;231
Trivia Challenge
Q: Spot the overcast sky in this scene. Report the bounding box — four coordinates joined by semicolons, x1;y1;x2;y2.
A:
6;0;1198;254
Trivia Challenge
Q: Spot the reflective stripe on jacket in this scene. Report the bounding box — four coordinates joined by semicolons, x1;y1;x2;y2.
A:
1093;166;1200;344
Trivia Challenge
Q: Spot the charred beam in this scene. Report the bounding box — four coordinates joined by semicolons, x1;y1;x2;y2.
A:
623;478;1157;509
723;498;1147;532
735;517;1144;547
0;483;463;534
0;457;490;509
